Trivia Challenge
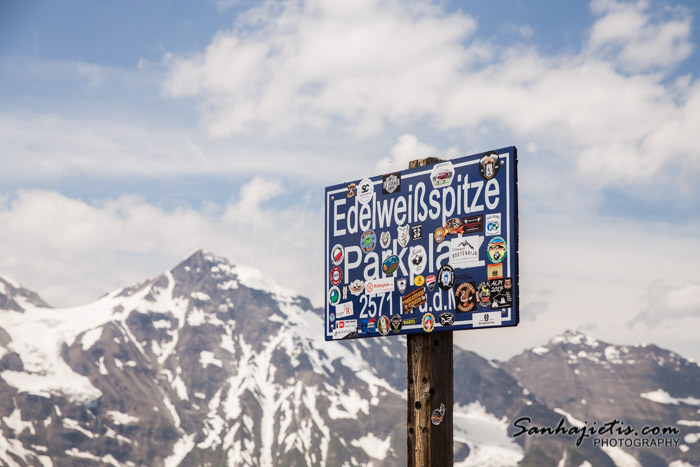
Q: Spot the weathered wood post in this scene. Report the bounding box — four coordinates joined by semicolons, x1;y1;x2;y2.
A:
407;158;453;466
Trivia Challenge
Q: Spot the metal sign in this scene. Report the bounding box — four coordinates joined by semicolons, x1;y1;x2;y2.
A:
324;147;519;340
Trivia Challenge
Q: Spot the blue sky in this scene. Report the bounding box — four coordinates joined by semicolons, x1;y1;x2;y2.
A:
1;0;699;360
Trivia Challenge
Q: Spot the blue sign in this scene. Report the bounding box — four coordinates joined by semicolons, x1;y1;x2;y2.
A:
324;147;519;340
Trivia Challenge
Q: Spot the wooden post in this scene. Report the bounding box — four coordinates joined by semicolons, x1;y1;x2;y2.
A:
407;158;453;467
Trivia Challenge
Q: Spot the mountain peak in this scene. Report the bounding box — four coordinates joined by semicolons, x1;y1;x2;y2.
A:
0;275;51;311
171;249;301;302
548;329;601;348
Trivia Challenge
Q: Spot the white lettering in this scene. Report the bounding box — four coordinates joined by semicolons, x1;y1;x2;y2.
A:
485;179;500;210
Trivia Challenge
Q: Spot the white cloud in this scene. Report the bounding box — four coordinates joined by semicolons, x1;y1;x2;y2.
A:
0;185;322;308
587;0;693;73
163;0;700;192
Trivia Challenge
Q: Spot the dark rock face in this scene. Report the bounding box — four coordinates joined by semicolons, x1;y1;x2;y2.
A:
0;253;695;466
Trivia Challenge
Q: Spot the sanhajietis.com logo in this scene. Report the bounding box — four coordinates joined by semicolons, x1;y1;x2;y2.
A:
512;417;681;449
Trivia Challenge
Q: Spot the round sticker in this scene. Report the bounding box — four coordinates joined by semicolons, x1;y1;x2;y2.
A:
477;281;491;308
422;313;435;333
434;227;446;244
361;229;377;253
377;316;390;336
390;315;403;333
479;152;502;181
329;312;336;323
454;282;476;313
328;286;341;305
414;275;425;287
357;178;374;205
437;265;455;290
382;255;400;275
487;236;507;263
330;266;343;286
331;244;344;265
408;245;427;275
439;312;455;326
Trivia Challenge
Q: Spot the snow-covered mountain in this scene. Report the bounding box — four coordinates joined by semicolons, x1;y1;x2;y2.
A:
0;251;694;466
504;330;700;467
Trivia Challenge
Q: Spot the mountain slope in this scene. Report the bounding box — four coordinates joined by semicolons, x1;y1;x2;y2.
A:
503;330;700;467
0;252;662;466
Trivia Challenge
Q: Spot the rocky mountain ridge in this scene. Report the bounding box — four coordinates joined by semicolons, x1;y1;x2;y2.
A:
0;251;696;466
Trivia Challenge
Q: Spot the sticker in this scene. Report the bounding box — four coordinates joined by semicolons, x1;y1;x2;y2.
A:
410;224;423;240
330;266;343;286
382;255;400;275
426;275;436;291
439;312;455;326
349;279;365;296
357;178;374;204
485;213;501;236
331;244;344;265
408;245;427;275
454;282;476;313
450;235;484;268
377;316;391;335
365;278;395;295
477;281;491;308
402;287;427;313
361;229;377;253
431;403;446;425
336;301;354;318
347;183;356;198
473;311;502;327
397;278;407;294
342;286;348;300
328;286;341;305
382;173;401;194
390;315;403;333
487;236;507;263
479;152;502;181
380;231;391;249
437;265;455;290
403;318;417;325
329;312;335;323
461;215;483;234
414;275;425;287
333;319;357;339
434;227;446;244
360;318;376;335
489;277;513;309
422;313;435;333
397;225;410;247
443;218;465;236
430;161;455;188
487;263;503;279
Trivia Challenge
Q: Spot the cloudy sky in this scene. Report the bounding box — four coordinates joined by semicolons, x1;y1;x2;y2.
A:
1;0;699;361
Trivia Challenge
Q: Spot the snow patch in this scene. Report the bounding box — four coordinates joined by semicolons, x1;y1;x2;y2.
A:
107;411;139;425
601;445;641;467
684;433;700;444
351;434;391;460
604;346;623;364
554;408;585;427
532;346;549;356
186;308;206;326
200;350;223;368
641;389;700;406
80;327;103;351
190;292;210;302
3;408;35;435
678;420;700;426
453;401;524;467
